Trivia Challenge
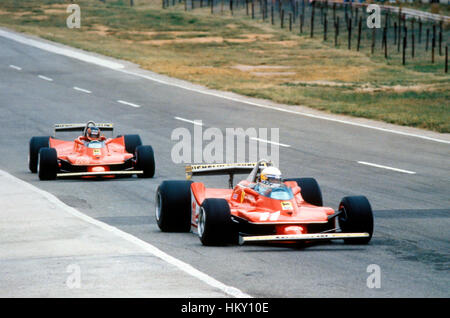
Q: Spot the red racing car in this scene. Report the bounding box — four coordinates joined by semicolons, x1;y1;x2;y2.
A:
29;121;155;180
155;160;373;246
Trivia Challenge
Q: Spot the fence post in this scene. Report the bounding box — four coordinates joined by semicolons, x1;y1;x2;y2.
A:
357;17;362;51
335;16;339;47
348;18;352;50
371;27;375;54
394;22;397;45
252;0;255;19
445;46;448;73
384;27;388;59
300;14;304;34
418;18;422;44
289;13;292;32
311;1;315;38
402;35;406;65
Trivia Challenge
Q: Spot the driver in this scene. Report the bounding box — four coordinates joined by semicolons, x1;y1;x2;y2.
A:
85;126;104;141
254;166;283;195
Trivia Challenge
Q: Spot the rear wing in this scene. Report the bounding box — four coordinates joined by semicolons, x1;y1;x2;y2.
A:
54;123;114;136
185;161;271;188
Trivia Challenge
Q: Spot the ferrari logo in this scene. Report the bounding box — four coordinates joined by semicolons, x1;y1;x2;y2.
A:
281;201;293;210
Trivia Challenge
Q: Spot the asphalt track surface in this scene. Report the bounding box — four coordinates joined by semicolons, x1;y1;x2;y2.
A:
0;30;449;297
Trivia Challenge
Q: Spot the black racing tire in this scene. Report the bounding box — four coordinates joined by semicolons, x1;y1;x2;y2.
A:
38;148;58;180
135;145;155;178
198;198;237;246
124;134;142;155
29;136;50;173
284;177;323;207
338;196;374;244
155;180;192;232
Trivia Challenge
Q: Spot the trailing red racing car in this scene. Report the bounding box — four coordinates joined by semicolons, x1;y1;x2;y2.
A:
29;121;155;180
155;160;373;246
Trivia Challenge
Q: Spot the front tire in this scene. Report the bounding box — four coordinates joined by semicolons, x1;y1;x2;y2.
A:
29;136;50;173
284;177;323;206
155;180;192;232
338;196;374;244
38;148;58;180
198;198;237;246
124;134;142;155
135;145;155;178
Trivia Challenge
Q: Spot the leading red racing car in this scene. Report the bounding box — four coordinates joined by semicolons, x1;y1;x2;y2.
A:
155;160;373;246
29;121;155;180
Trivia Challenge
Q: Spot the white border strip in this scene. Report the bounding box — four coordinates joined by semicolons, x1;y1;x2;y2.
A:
0;29;124;70
357;161;416;174
1;28;449;145
0;170;251;298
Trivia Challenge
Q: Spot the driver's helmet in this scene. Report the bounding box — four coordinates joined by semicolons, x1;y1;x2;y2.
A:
86;126;101;141
259;166;282;186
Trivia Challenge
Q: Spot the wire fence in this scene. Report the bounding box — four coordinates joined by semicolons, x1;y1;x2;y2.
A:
162;0;449;73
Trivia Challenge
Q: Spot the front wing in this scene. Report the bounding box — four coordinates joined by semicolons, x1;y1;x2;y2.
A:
56;170;143;178
239;232;370;245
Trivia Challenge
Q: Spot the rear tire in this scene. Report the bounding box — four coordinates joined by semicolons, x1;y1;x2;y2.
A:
284;177;323;206
38;148;58;180
135;145;155;178
338;196;373;244
29;136;50;173
124;134;142;155
155;180;192;232
198;198;237;246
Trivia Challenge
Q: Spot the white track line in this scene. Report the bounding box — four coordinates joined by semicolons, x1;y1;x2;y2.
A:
9;64;21;70
0;170;251;298
117;100;141;108
1;28;449;145
0;29;124;70
119;68;450;145
73;86;92;94
38;75;53;82
174;117;204;126
250;137;291;148
357;161;416;174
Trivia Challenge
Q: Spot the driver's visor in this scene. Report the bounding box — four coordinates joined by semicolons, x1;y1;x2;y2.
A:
266;175;282;184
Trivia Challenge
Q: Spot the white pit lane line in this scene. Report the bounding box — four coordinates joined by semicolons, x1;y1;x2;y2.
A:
0;170;251;298
117;100;141;108
357;161;417;174
38;75;53;82
73;86;92;94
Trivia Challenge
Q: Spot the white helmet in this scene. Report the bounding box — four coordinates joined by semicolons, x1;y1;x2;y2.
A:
260;166;282;185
